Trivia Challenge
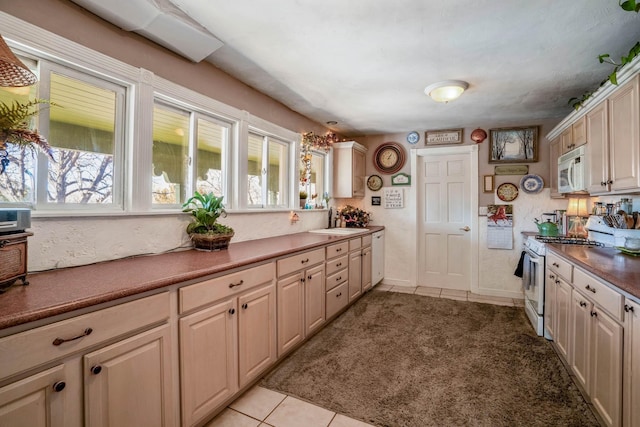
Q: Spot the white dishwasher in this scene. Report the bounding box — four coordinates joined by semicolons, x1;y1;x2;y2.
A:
371;230;385;286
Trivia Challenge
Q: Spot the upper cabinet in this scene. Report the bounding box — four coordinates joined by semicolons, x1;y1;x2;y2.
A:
549;137;564;198
333;141;367;198
560;116;587;154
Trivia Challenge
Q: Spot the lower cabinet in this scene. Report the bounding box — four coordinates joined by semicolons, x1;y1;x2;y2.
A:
624;299;640;427
84;324;174;427
361;239;372;293
554;276;572;361
348;238;362;302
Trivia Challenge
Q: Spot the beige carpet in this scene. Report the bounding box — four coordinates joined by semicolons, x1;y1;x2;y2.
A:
262;290;600;427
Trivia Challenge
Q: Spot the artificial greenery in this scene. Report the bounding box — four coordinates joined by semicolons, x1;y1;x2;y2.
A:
0;99;54;157
568;2;640;110
299;190;308;199
182;191;234;235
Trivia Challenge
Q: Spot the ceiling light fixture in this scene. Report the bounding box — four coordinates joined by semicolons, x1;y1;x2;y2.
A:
326;120;338;125
424;80;469;103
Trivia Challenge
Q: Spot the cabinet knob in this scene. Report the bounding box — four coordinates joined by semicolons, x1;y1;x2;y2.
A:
625;304;635;313
555;279;560;284
336;248;342;252
601;181;606;186
585;285;596;294
590;311;598;318
300;277;305;284
579;301;587;307
228;280;244;289
301;258;309;264
607;180;613;185
548;274;555;280
52;381;66;392
228;308;235;315
308;274;312;280
90;365;102;375
242;303;248;310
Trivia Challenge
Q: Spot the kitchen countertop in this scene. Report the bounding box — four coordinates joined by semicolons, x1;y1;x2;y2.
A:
547;244;640;300
0;226;384;332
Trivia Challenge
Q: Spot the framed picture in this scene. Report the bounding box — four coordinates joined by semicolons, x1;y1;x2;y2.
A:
483;175;494;193
391;172;411;186
488;126;539;163
425;128;463;145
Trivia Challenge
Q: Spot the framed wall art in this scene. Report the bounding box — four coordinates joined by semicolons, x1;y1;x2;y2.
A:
425;128;463;145
483;175;494;193
488;126;538;163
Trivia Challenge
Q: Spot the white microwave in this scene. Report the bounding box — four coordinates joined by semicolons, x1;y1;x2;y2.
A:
558;145;587;193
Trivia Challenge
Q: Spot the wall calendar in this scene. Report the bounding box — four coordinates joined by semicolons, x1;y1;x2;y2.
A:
384;188;404;209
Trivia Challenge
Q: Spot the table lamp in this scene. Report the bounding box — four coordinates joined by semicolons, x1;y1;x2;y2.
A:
566;198;589;238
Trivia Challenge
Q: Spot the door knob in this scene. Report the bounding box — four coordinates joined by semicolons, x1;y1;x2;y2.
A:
459;226;470;232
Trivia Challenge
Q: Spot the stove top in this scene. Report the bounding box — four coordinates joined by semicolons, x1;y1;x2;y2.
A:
534;236;605;246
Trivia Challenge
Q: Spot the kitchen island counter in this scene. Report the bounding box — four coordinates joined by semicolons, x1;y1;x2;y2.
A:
547;243;640;301
0;226;384;333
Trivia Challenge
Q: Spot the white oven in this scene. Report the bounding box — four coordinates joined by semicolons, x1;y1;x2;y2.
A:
522;237;545;337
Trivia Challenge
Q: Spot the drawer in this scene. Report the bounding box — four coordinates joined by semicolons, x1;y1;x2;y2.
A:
326;268;348;292
349;237;361;251
326;254;348;276
180;262;275;313
546;252;572;282
326;282;348;319
277;248;324;278
362;234;372;247
0;292;170;381
573;268;624;321
326;242;349;259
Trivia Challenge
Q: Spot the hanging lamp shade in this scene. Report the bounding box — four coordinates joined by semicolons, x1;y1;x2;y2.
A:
0;34;37;87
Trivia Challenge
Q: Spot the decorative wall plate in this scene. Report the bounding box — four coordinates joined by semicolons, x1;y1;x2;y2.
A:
406;131;420;144
367;174;383;191
496;182;519;202
373;142;406;174
519;174;544;194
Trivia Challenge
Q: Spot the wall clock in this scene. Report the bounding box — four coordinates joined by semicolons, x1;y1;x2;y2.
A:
367;174;383;191
373;142;406;174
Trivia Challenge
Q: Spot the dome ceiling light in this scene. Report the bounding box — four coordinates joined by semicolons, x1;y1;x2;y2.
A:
424;80;469;103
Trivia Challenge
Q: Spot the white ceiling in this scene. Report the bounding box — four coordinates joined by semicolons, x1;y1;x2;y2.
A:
73;0;640;137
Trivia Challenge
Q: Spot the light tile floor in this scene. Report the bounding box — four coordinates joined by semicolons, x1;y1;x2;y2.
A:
206;285;525;427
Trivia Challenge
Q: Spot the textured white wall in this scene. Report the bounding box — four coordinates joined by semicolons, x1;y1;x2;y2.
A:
28;210;327;272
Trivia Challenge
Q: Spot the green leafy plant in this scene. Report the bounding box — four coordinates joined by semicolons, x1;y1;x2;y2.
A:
0;99;55;157
620;0;640;12
299;190;308;199
182;191;233;235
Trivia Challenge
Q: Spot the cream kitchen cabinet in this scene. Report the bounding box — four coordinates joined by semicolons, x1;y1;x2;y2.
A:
549;137;564;198
559;116;587;154
276;248;325;357
624;298;640;427
0;292;173;427
178;262;276;427
371;230;385;286
325;241;349;319
547;252;573;360
332;141;367;198
585;100;610;194
348;237;363;302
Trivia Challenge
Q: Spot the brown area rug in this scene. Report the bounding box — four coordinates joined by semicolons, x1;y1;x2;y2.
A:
262;290;600;427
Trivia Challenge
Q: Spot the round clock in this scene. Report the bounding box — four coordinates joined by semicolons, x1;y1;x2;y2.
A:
406;131;420;145
373;142;406;174
367;174;383;191
496;182;519;202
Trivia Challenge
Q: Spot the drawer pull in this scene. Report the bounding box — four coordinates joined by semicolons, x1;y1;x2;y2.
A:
552;262;560;268
585;285;596;294
242;303;248;310
308;274;312;280
228;308;235;315
336;292;342;297
228;280;244;288
52;328;93;346
555;280;560;284
336;276;342;281
590;311;598;318
579;301;587;307
336;248;342;252
52;381;66;392
301;258;310;264
625;304;635;313
300;277;306;284
90;365;102;375
336;262;342;267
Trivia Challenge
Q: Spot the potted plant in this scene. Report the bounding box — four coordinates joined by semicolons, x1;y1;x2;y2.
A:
0;99;55;173
299;190;308;209
182;191;234;251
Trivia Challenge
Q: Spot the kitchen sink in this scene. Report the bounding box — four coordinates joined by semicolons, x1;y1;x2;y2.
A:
308;228;369;235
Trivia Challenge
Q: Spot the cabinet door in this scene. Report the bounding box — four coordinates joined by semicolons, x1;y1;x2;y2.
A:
84;324;174;427
238;283;276;388
352;148;366;198
624;300;640;427
560;127;573;154
305;264;326;337
570;292;591;391
572;116;587;148
586;101;610;194
555;277;572;361
180;299;237;427
591;307;623;427
609;75;640;192
544;271;557;339
277;272;305;356
361;246;372;292
372;232;385;286
0;365;66;427
549;138;564;198
348;250;362;302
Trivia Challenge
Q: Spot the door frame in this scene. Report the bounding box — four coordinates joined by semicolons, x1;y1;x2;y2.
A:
410;145;479;292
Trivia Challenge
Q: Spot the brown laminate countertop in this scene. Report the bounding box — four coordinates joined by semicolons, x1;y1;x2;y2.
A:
0;226;384;331
547;244;640;300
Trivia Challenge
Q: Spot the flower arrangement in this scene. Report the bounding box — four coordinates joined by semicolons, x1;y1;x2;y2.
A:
339;205;370;228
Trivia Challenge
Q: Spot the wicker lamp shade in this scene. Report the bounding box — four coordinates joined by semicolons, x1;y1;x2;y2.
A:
0;34;37;87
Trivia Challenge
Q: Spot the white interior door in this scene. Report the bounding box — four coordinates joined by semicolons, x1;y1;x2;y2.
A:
418;149;475;290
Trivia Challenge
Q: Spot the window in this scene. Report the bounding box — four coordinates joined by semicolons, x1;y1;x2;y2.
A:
247;131;289;208
299;150;326;208
152;100;231;206
0;59;126;209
